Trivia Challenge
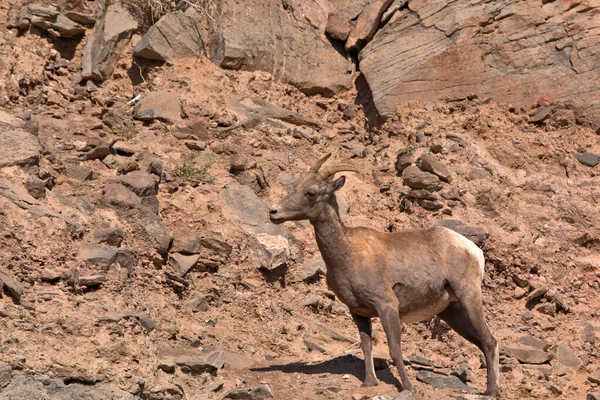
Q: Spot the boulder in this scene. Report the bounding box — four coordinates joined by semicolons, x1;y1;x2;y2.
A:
418;153;452;183
171;230;202;254
502;345;552;364
254;234;290;271
92;227;124;247
574;152;600;167
0;266;25;302
556;344;583;370
0;127;41;168
118;171;159;197
416;370;477;393
82;3;138;81
207;0;353;96
402;165;442;191
168;253;200;276
134;91;182;123
133;8;206;61
345;0;396;52
359;1;600;126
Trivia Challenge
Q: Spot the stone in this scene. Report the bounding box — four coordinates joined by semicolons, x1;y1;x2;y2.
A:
502;345;552;364
65;164;93;182
582;322;597;343
418;153;452;183
232;96;320;129
589;393;600;400
548;108;576;128
325;14;353;41
556;344;583;370
64;11;96;26
171;230;201;254
230;153;257;172
525;286;548;303
84;139;118;161
416;370;477;393
92;227;124;247
82;3;138;81
158;347;225;375
303;338;326;353
41;269;62;282
0;362;11;390
0;127;41;168
517;336;549;351
223;385;274;399
118;171;159;197
185;292;210;312
434;220;486;246
79;274;107;287
393;391;420;400
574;152;600;167
402;165;442;191
395;149;416;174
25;176;47;199
346;0;396;52
99;184;171;258
467;168;491;181
291;259;326;283
134;91;182;123
168;253;200;276
521;311;534;321
317;323;355;344
537;303;556;316
358;1;600;127
30;12;86;38
134;9;206;61
589;371;600;385
410;355;433;367
254;234;290;271
421;199;444;211
78;245;136;270
137;315;155;331
0;266;25;302
207;1;353;96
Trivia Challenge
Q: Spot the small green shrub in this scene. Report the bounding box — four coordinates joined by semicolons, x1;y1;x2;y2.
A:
173;153;213;180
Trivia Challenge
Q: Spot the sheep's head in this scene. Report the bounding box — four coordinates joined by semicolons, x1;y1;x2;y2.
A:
269;153;358;224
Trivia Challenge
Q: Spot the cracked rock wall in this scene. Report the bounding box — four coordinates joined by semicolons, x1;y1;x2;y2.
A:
359;0;600;124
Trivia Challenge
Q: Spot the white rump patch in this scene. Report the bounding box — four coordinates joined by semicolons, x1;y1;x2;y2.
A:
445;228;485;280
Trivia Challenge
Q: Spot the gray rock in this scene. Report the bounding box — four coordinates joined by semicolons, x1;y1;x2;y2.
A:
64;11;96;26
574;152;600;167
416;370;477;393
393;390;420;400
223;385;274;399
82;3;138;81
230;153;257;172
589;370;600;385
418;153;452;183
405;189;437;201
133;9;206;61
0;266;25;302
92;227;124;247
79;274;107;287
304;338;326;353
0;127;41;168
0;362;11;389
525;286;548;303
516;336;550;351
346;0;396;52
410;355;433;367
78;245;136;270
65;164;93;182
118;171;159;197
25;176;47;199
84;139;118;161
467;168;491;181
30;12;86;38
588;393;600;400
402;165;442;191
134;91;182;123
317;323;356;344
171;230;202;254
502;345;552;364
395;149;416;174
582;322;597;343
185;291;210;312
556;343;582;370
434;220;487;246
137;315;155;332
536;303;556;316
168;253;200;276
291;259;326;283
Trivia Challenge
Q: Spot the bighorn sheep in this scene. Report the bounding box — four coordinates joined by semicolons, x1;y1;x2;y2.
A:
269;153;500;397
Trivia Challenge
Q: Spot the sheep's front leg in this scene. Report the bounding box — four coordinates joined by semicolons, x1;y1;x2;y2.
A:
351;312;378;387
379;305;414;392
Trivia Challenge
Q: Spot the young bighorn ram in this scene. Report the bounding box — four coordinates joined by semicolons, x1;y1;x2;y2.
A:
269;154;500;397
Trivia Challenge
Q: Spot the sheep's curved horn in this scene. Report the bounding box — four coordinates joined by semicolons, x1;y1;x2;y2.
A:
317;164;360;181
310;153;332;172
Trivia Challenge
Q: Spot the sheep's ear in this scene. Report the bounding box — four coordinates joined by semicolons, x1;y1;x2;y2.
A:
326;175;346;193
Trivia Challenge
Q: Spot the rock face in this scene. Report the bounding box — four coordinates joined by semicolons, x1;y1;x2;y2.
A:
82;3;138;81
359;1;600;125
207;0;353;96
133;8;206;61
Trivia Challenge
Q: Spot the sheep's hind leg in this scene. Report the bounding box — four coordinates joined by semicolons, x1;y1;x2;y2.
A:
438;300;500;398
379;305;415;392
351;313;378;387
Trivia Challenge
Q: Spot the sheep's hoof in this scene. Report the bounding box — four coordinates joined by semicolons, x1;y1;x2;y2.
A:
361;379;379;387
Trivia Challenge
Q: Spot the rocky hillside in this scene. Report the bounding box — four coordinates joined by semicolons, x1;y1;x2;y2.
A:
0;1;599;400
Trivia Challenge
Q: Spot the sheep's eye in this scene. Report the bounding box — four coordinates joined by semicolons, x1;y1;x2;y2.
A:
305;191;316;198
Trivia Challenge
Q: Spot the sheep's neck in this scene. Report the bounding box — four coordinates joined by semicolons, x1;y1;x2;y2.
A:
311;201;352;271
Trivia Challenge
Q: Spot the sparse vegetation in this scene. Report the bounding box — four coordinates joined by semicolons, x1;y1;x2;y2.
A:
173;153;213;180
